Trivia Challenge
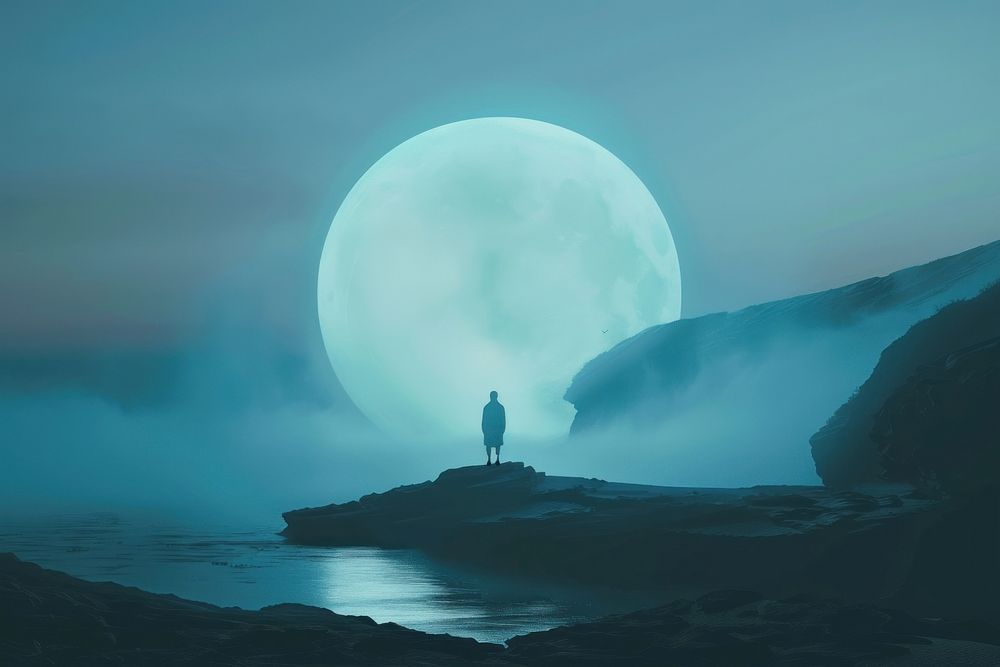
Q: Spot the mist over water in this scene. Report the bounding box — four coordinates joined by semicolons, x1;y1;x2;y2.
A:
0;394;450;521
4;267;998;519
546;311;926;487
0;331;878;520
0;330;936;522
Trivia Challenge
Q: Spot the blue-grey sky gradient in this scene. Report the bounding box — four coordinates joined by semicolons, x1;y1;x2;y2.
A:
2;0;999;406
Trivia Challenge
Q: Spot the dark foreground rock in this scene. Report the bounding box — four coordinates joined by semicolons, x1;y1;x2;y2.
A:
507;590;1000;666
0;553;500;666
3;553;999;666
282;463;1000;619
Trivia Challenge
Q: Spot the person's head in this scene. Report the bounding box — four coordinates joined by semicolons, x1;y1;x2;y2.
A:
489;390;498;401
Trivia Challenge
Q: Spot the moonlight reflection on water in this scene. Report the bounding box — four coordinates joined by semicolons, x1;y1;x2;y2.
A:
0;513;654;643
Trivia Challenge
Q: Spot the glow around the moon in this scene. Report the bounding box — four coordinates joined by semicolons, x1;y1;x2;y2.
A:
318;117;680;441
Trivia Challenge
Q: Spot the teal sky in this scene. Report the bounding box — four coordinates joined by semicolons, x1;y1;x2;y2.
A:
2;0;999;396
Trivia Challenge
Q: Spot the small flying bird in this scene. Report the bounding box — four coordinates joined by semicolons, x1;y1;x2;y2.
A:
601;329;609;334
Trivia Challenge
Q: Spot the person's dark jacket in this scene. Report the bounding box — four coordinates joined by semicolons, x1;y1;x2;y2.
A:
482;400;506;447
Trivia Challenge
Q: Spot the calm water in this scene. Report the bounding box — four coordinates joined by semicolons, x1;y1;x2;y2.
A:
0;513;655;644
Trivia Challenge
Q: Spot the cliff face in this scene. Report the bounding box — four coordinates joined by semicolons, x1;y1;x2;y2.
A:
564;240;1000;485
872;336;1000;496
811;282;1000;488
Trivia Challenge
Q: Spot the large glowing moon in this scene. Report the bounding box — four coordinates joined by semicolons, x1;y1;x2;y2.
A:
318;117;680;441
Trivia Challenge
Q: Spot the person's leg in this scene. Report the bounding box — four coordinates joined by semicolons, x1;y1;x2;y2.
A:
485;446;492;465
495;447;501;464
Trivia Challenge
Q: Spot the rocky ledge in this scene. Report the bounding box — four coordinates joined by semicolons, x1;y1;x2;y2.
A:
4;553;998;666
281;463;999;617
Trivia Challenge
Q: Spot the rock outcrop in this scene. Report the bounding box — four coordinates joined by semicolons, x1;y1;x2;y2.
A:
282;462;546;546
872;336;1000;496
4;553;999;666
283;463;998;615
811;281;1000;488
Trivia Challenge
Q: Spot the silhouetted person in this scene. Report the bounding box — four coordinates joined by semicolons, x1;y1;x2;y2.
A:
482;390;506;466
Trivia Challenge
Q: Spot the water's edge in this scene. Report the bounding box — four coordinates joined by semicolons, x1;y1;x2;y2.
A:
0;513;656;643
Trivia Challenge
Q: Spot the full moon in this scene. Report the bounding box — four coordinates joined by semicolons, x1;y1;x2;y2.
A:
318;117;681;441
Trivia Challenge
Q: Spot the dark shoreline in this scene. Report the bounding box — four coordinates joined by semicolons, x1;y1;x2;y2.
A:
5;552;1000;666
